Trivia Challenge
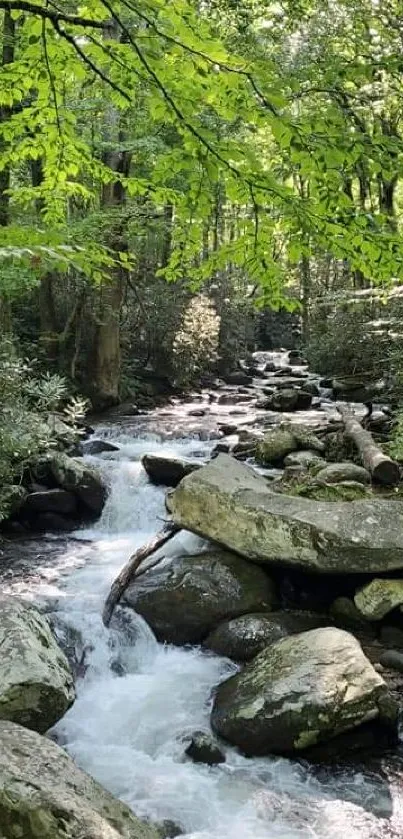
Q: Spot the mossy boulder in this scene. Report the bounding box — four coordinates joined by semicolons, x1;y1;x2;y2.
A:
0;597;75;733
204;610;331;662
289;480;370;502
283;450;325;470
355;579;403;620
170;455;403;574
0;720;159;839
257;428;297;464
122;550;276;644
33;453;107;517
210;627;397;756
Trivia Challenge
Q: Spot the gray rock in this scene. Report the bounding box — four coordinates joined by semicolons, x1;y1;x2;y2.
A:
153;821;183;839
23;489;77;514
379;649;403;674
122;550;276;644
261;389;299;412
257;428;297;464
170;455;403;574
0;720;158;839
142;454;201;487
81;439;120;455
204;611;331;661
315;462;371;485
34;453;107;516
211;627;397;756
330;597;375;635
223;372;253;386
184;730;226;765
354;579;403;620
0;597;75;733
284;451;325;470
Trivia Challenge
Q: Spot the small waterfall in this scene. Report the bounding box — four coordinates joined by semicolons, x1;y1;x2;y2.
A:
2;413;402;838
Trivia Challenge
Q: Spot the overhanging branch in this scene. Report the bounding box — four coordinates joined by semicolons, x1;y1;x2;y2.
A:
0;1;106;28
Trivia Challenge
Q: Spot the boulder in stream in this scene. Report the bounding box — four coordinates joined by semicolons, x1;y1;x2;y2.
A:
183;730;226;765
169;454;403;574
0;597;75;732
354;578;403;620
315;462;371;485
210;627;397;756
204;610;331;662
122;550;276;644
0;720;159;839
33;452;107;517
142;453;202;487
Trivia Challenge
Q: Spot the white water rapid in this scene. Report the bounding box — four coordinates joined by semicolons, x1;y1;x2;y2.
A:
3;413;403;839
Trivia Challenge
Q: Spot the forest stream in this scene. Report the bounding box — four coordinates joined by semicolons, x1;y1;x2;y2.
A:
1;354;403;839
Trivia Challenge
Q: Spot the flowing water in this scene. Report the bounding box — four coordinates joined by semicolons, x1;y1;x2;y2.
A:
2;400;403;839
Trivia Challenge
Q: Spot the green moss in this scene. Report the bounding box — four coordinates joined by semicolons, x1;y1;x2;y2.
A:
274;476;371;502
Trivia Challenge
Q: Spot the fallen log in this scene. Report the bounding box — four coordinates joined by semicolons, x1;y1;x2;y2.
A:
338;405;400;486
102;522;180;627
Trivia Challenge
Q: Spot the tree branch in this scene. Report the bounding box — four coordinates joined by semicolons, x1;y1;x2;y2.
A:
0;1;106;28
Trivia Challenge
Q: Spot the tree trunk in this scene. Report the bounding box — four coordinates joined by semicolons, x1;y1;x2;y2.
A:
0;10;15;227
300;254;310;343
338;406;400;486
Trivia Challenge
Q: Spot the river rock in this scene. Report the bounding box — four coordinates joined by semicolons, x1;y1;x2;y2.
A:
170;454;403;573
0;720;158;839
0;597;75;732
379;650;403;674
354;579;403;620
257;428;297;464
80;439;120;455
23;488;77;514
184;730;226;765
33;453;107;517
122;550;276;644
210;627;397;756
283;451;325;470
262;389;299;412
315;462;371;485
330;597;375;635
142;454;201;487
223;371;253;386
204;611;331;662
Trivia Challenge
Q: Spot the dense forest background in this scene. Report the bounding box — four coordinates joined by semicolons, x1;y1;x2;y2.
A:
2;0;403;516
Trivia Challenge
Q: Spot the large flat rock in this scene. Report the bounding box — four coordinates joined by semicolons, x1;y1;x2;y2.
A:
170;454;403;573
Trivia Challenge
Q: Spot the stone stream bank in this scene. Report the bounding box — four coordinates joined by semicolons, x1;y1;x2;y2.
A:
1;350;403;838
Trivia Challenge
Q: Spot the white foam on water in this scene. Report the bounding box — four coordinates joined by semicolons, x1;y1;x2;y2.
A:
16;419;402;838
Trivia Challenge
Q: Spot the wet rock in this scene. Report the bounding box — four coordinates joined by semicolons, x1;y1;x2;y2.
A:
80;439;120;455
211;627;397;756
33;453;107;517
204;610;331;662
34;512;76;532
379;650;403;674
295;390;313;410
0;720;158;839
223;372;253;386
170;454;403;573
261;388;299;412
315;462;371;485
188;408;206;417
142;454;202;487
355;579;403;620
23;488;77;514
0;597;75;733
257;428;297;464
153;820;183;839
264;361;277;373
184;730;226;765
284;450;325;470
123;550;276;645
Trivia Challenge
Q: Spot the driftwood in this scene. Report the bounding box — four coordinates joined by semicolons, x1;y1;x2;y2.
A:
338;405;400;486
102;522;180;627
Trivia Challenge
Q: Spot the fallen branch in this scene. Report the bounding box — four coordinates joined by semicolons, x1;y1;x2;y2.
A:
102;522;181;627
338;405;400;486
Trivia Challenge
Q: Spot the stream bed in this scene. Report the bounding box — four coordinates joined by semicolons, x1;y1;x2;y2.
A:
1;385;403;839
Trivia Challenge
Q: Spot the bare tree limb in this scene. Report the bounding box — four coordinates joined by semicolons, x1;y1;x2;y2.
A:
102;522;180;627
0;1;106;28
